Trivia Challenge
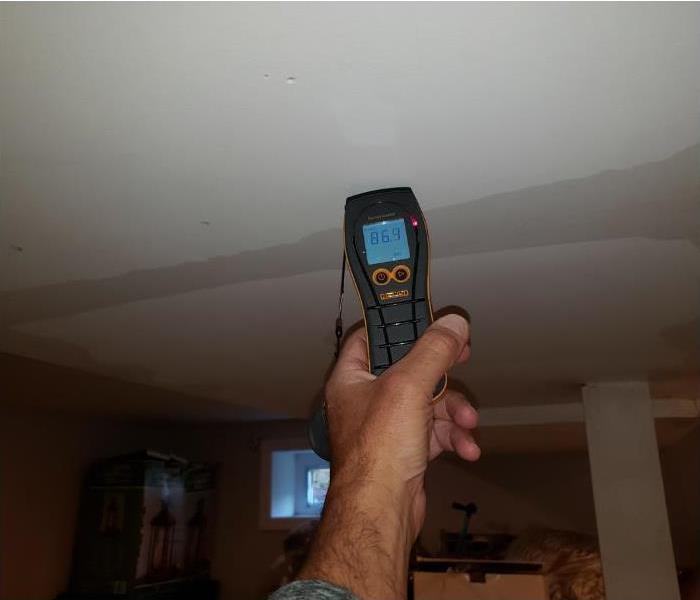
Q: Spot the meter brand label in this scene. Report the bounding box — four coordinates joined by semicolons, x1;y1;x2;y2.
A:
379;289;409;301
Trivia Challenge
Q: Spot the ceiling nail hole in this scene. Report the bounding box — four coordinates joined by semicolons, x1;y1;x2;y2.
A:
285;76;297;85
200;220;211;226
263;73;270;79
10;244;23;252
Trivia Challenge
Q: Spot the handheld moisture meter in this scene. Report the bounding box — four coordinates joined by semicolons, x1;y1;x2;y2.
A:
345;187;446;389
309;187;446;460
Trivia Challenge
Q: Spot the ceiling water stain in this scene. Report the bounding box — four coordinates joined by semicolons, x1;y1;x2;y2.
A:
0;144;697;329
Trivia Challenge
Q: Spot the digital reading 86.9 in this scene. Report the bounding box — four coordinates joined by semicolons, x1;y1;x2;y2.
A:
362;218;410;265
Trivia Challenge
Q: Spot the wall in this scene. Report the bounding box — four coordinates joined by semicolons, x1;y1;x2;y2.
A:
0;407;201;600
1;405;698;600
422;451;598;552
661;423;700;568
0;405;304;600
188;420;309;600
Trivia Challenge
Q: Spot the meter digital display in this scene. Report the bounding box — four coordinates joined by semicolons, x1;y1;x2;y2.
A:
362;218;410;265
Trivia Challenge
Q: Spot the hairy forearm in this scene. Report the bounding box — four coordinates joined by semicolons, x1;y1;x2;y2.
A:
298;473;415;600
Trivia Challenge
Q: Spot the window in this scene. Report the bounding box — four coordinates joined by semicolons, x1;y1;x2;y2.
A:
307;467;330;507
260;440;330;529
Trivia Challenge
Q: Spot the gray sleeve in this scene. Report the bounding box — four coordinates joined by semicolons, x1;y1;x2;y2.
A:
268;579;359;600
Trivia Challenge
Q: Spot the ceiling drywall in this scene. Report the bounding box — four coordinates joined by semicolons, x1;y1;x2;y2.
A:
1;3;699;419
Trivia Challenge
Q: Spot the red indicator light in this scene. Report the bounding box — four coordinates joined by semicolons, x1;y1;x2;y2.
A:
410;216;419;228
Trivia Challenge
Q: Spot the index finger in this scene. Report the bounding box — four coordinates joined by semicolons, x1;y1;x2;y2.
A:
390;314;470;396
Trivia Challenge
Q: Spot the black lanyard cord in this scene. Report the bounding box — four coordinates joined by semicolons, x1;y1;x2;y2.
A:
334;252;346;359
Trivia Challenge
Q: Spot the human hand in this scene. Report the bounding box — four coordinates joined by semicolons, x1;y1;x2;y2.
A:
299;313;479;599
325;313;479;534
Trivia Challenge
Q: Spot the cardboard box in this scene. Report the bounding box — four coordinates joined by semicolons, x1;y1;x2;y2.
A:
68;451;217;595
413;572;549;600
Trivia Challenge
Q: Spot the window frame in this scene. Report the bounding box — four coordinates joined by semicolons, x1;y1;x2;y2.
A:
258;438;329;530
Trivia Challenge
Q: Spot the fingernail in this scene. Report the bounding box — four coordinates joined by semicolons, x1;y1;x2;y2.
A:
435;313;469;338
468;442;481;460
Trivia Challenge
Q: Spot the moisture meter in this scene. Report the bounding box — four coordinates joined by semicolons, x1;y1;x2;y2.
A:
310;187;446;460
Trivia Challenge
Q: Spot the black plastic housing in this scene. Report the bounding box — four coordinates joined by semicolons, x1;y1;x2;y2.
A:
309;187;446;461
345;187;446;394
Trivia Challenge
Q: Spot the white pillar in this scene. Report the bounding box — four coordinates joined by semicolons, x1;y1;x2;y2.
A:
583;382;680;600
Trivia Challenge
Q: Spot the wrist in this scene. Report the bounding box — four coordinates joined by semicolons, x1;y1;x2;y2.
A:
331;462;423;546
299;470;417;599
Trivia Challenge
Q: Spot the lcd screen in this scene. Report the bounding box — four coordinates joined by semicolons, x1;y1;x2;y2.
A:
362;219;410;265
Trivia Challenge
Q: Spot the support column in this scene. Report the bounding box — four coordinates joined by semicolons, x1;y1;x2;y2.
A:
583;381;680;600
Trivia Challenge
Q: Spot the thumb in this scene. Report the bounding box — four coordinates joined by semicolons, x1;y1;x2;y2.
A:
390;313;470;396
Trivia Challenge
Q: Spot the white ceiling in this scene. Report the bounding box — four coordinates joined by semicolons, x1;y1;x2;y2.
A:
1;3;699;419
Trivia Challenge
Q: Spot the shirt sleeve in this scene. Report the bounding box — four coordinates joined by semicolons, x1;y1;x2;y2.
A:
268;579;359;600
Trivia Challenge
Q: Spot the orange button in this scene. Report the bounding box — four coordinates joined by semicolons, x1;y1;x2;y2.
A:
372;268;391;286
392;265;411;283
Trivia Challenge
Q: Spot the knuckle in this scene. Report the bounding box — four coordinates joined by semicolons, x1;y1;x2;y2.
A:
424;327;461;357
